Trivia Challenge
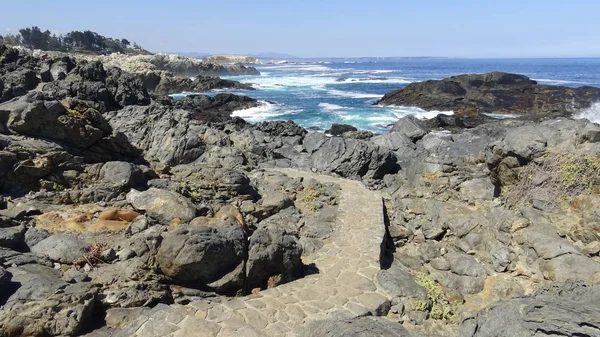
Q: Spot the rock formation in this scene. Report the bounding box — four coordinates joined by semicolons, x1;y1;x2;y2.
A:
377;71;600;117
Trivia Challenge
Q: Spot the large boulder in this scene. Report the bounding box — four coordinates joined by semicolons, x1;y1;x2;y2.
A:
377;72;600;117
0;264;98;337
460;282;600;337
0;91;107;148
156;220;247;293
30;234;89;264
303;132;397;179
391;115;430;141
246;217;303;289
126;188;197;224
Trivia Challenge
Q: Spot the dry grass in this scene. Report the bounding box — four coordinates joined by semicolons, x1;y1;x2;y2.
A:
73;242;110;270
503;151;600;208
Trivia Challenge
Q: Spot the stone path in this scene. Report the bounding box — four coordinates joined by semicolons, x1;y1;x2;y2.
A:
114;168;389;337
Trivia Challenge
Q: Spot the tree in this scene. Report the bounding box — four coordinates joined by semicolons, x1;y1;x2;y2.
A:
120;38;130;47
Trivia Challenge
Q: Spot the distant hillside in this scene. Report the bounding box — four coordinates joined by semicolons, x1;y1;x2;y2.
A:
0;26;148;54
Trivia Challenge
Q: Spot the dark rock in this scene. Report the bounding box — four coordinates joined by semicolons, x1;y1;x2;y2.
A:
151;73;254;95
246;216;303;289
0;69;39;102
304;316;412;337
391;115;430;141
460;282;600;337
0;264;98;336
325;124;357;136
303;132;397;179
0;226;25;250
156;220;247;293
99;161;145;190
255;120;307;137
105;67;151;107
377;72;600;117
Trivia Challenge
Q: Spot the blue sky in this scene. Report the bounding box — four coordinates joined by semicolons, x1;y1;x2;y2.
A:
3;0;600;58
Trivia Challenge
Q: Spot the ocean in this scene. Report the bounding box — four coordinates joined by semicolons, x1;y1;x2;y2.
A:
175;58;600;132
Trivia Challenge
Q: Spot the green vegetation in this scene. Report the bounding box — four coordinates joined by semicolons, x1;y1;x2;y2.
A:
414;273;454;321
0;26;145;54
300;186;324;212
504;151;600;208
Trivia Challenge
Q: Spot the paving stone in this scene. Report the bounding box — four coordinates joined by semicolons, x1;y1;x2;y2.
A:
174;316;221;337
110;168;390;336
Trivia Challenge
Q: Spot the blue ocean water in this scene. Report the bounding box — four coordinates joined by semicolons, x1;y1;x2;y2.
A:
178;58;600;132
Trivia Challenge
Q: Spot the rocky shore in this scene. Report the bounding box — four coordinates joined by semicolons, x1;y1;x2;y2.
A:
1;45;600;337
377;71;600;118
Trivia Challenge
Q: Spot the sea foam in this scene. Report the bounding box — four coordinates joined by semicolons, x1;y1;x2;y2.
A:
576;102;600;124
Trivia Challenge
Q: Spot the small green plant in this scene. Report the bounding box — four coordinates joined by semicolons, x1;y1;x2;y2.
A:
301;186;324;212
503;151;600;208
430;305;454;320
413;299;429;312
178;181;204;203
414;273;454;321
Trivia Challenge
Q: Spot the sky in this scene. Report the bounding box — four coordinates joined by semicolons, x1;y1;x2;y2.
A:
3;0;600;58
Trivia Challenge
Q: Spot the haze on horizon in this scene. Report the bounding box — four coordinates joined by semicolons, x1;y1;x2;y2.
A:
4;0;600;59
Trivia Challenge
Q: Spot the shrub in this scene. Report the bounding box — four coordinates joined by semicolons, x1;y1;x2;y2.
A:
414;273;454;321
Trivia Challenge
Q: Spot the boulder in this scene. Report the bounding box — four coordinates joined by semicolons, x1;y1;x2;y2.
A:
460;282;600;337
303;132;397;179
246;218;303;289
391;115;430;141
0;264;98;336
0;226;25;251
30;234;89;264
126;188;197;224
156;220;246;293
99;161;144;190
326;123;357;136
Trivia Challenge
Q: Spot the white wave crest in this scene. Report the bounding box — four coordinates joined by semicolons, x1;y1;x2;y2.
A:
325;88;383;99
576;102;600;124
232;101;302;121
335;77;412;84
318;103;345;111
533;78;593;85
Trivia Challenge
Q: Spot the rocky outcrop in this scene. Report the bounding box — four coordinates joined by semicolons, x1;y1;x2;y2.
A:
203;55;259;64
150;74;254;95
460;282;600;337
73;52;261;77
377;72;600;117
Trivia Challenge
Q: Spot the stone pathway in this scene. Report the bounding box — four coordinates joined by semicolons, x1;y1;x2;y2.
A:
114;168;389;337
